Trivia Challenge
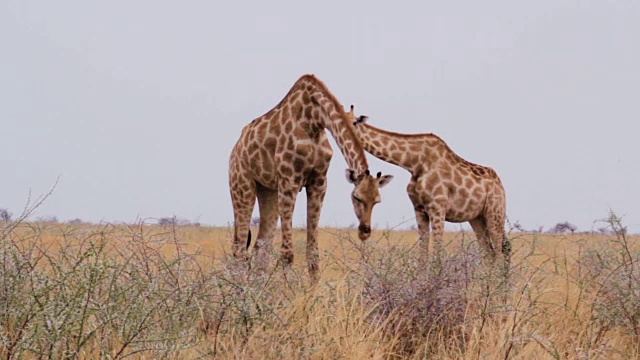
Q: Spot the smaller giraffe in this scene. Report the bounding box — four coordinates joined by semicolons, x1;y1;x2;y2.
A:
229;75;393;283
350;110;509;269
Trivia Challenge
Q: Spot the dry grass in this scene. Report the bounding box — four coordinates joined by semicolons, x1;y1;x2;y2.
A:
1;217;639;359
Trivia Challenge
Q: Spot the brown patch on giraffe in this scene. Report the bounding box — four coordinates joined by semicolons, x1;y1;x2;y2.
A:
425;172;440;190
296;144;311;158
293;158;305;173
391;152;403;164
280;166;293;177
453;171;463;186
464;178;474;189
248;142;259;155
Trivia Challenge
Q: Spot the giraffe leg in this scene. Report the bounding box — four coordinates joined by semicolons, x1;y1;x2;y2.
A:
305;175;328;284
414;208;430;260
426;200;447;266
254;186;279;271
407;181;430;260
229;166;256;260
278;184;299;267
485;211;509;274
469;217;496;261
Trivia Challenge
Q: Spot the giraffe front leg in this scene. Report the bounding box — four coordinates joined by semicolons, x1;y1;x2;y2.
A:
427;200;447;268
306;177;327;284
278;185;299;267
414;208;430;261
408;180;430;262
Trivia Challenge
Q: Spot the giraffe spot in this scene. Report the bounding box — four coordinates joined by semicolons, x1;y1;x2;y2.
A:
465;178;474;189
293;158;305;173
472;187;483;200
312;108;320;119
302;92;311;105
264;137;277;152
407;154;419;166
467;199;477;209
425;172;440;190
281;106;290;120
284;121;293;133
409;143;422;153
304;106;313;120
248;143;259;154
270;123;282;134
280;166;293;177
282;152;293;162
453;171;463;186
297;144;311;157
434;184;446;196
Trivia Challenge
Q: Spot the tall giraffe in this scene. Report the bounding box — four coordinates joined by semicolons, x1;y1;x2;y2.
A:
229;75;393;282
350;110;509;269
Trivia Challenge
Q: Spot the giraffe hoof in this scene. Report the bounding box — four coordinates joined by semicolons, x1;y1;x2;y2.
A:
280;253;294;267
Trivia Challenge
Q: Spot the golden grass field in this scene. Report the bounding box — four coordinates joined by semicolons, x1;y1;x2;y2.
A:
2;221;639;359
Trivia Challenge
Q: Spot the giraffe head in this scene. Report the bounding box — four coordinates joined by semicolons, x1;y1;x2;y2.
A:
345;170;393;240
342;104;394;239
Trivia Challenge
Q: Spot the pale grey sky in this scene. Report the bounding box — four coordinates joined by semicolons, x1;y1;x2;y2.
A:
2;1;639;232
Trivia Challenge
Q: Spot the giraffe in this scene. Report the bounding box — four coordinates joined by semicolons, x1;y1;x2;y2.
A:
350;110;509;270
229;75;393;283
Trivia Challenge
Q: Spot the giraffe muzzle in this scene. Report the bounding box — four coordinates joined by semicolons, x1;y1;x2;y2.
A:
358;224;371;239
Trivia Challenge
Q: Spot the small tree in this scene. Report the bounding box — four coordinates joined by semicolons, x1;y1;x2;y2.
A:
36;216;59;223
0;208;12;222
158;217;176;227
551;221;577;234
512;221;525;232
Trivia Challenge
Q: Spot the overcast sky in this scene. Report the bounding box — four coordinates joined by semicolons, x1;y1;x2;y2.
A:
2;1;639;233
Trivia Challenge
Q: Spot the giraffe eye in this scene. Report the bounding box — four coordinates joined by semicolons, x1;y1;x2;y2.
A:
352;196;363;203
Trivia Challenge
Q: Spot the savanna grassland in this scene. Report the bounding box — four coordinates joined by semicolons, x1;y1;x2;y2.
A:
1;214;639;359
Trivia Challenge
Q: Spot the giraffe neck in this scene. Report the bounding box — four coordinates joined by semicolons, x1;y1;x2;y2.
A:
353;123;438;172
298;75;369;174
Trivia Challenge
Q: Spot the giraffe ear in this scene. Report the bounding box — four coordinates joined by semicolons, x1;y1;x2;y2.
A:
378;174;394;188
354;115;368;125
345;169;357;184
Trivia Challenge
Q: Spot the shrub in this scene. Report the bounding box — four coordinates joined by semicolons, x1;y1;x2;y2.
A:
580;211;640;337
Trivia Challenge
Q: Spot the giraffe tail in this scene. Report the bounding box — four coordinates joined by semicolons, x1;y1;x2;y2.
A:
246;229;252;249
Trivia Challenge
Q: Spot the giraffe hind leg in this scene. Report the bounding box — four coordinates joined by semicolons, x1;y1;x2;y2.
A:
254;186;279;271
229;162;256;259
469;217;496;261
